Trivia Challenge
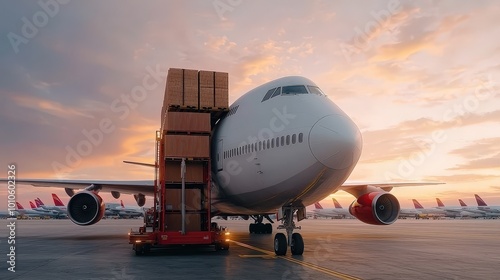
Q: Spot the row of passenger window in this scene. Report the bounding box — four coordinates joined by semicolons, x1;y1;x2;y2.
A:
261;85;325;102
224;133;304;159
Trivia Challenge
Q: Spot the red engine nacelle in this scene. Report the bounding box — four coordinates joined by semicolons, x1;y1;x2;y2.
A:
67;191;105;226
349;192;400;225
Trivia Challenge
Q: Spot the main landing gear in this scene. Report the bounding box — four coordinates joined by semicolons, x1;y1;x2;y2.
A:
274;205;305;256
249;215;273;234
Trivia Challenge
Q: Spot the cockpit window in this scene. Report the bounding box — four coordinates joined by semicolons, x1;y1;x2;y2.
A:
262;85;318;102
271;87;281;98
261;88;276;102
307;86;325;96
282;85;308;95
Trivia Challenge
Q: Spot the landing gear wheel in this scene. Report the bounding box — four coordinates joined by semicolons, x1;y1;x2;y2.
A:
265;223;273;234
256;223;264;233
274;233;287;256
290;233;304;255
250;223;270;234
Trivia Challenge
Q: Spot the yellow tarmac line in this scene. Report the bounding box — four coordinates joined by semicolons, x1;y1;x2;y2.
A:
231;240;362;280
239;254;277;259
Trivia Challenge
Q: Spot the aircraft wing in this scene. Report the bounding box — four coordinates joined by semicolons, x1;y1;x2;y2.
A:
338;181;444;196
1;179;155;196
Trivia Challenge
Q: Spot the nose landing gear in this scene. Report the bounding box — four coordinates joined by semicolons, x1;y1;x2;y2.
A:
274;205;305;256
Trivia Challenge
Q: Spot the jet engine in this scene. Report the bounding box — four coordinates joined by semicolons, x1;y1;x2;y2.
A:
349;192;400;225
67;191;105;226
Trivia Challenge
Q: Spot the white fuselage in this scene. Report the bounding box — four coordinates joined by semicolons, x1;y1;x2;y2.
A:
211;76;362;215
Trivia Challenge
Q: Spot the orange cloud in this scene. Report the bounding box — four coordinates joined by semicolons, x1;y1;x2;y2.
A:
449;155;500;171
11;95;94;119
204;35;237;52
426;174;500;183
372;14;469;62
449;137;500;159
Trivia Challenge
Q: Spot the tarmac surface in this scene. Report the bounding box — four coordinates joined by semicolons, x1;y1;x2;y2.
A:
1;218;499;279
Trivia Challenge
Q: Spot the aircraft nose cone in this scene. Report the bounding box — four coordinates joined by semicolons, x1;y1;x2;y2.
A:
309;114;362;170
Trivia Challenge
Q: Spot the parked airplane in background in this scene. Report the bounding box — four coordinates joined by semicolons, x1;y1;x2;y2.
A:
52;193;68;212
16;202;47;218
312;199;350;218
30;201;45;212
458;199;484;215
331;198;352;218
412;199;445;218
435;198;484;218
2;76;442;255
399;201;421;218
34;196;67;217
107;200;144;218
31;200;65;218
474;194;500;216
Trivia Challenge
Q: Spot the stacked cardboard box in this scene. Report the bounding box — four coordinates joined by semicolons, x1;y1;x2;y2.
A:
215;72;229;109
164;68;183;107
164;135;209;158
199;70;215;109
163;68;199;109
165;161;205;183
165;188;202;211
160;68;230;234
165;213;201;232
163;68;229;112
164;112;210;133
183;69;199;108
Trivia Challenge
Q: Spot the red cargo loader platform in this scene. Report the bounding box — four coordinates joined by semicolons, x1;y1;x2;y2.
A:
128;128;230;255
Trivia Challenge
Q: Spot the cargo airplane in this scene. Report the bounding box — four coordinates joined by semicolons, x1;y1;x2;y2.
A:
2;76;441;255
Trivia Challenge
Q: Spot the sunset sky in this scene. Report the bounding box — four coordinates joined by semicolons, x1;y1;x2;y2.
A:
1;1;499;210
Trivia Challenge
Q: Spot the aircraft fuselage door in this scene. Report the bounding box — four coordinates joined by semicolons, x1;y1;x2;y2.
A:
217;139;223;171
